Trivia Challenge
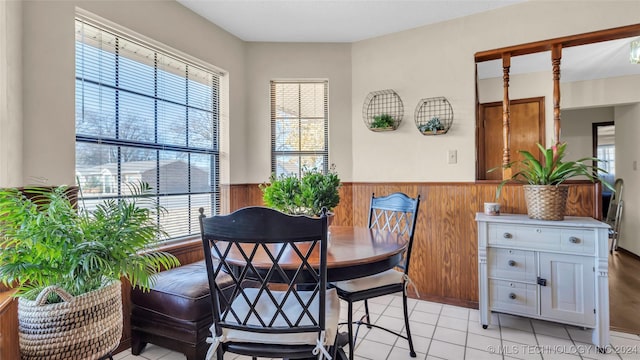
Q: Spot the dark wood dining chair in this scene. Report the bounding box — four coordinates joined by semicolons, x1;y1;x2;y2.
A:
198;206;340;360
331;192;421;359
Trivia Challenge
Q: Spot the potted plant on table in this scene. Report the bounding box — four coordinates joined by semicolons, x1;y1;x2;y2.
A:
0;182;179;359
494;142;614;220
260;166;341;217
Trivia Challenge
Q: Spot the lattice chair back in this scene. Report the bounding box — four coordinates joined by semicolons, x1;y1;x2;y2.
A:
199;206;338;360
367;193;421;275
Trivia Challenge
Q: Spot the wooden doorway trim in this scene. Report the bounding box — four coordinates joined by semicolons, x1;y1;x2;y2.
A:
592;121;615;169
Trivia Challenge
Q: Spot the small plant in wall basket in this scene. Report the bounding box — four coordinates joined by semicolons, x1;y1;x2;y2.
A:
370;114;396;131
419;117;445;135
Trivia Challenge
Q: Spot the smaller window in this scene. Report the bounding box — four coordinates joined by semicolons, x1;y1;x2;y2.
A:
270;80;329;176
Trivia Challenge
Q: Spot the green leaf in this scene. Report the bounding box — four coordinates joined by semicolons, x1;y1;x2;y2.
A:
0;182;179;302
490;142;614;195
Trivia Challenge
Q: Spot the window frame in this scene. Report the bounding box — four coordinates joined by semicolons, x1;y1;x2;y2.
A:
270;80;329;177
74;13;221;241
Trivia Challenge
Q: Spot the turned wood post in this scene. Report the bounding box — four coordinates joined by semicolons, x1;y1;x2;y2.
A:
552;44;562;145
501;53;512;180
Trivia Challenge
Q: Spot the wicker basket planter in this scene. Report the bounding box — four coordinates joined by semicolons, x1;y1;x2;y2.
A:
18;280;123;360
523;185;569;221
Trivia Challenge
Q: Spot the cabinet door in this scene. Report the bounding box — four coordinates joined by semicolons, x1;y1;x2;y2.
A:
539;253;595;327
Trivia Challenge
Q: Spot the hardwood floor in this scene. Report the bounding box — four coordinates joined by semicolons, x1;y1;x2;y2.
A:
609;247;640;334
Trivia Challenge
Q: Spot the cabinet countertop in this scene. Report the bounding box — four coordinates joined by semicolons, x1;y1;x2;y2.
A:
475;213;610;228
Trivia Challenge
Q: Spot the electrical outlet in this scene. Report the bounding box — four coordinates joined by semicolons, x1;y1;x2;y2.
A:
448;149;457;164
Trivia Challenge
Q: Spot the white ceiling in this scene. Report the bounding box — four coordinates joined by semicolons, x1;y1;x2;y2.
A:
177;0;524;43
176;0;640;82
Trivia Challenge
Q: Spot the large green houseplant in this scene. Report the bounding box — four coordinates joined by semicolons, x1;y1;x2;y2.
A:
0;182;179;359
494;142;613;220
260;166;341;216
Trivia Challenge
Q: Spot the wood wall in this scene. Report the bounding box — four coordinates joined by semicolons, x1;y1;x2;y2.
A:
0;291;19;360
2;181;598;355
226;181;599;307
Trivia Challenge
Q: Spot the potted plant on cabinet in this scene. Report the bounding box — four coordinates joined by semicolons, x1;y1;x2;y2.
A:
494;142;614;220
0;183;179;359
260;166;341;217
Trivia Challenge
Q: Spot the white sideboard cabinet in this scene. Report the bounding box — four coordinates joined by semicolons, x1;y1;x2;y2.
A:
476;213;610;349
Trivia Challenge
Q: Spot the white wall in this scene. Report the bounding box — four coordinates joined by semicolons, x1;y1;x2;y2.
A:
563;74;640;109
614;104;640;255
350;0;640;182
0;0;23;187
561;107;614;161
21;0;246;185
13;0;640;187
244;42;352;183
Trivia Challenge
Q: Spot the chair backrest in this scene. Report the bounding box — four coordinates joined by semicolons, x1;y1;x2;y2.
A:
367;192;421;274
199;206;329;341
605;178;624;226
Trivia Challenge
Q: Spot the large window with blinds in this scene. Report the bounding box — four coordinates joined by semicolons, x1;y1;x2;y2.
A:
270;80;329;176
75;18;219;240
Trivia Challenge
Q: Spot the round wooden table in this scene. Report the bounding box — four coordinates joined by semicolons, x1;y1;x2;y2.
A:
219;226;408;282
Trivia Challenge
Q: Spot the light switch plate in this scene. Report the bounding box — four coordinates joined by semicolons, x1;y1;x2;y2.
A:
448;149;457;164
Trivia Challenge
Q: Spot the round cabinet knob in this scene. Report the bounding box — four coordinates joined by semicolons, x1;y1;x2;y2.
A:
503;233;513;239
509;293;517;300
508;260;516;267
569;236;580;244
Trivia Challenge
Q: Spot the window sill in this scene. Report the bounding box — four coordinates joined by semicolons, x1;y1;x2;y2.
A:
154;236;202;259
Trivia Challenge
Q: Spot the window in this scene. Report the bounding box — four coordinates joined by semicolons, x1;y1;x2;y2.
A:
270;80;328;176
75;18;219;240
597;144;615;175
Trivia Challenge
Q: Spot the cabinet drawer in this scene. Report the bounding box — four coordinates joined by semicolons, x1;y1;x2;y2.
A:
488;248;536;282
489;279;538;315
489;224;560;250
560;229;595;254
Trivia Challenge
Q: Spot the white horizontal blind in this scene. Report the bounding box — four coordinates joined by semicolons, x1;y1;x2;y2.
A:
270;80;329;176
75;18;219;240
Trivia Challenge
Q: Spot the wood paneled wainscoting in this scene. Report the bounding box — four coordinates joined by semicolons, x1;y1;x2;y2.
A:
2;182;597;355
0;291;19;360
225;181;599;308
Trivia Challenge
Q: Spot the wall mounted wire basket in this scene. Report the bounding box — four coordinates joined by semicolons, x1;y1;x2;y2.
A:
415;96;453;135
362;89;404;132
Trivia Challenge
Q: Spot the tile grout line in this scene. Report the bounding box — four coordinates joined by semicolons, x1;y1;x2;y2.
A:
526;317;543;360
498;314;505;360
422;302;443;358
462;307;471;360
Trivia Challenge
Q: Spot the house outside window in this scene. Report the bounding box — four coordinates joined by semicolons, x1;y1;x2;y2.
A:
75;18;220;240
270;80;329;176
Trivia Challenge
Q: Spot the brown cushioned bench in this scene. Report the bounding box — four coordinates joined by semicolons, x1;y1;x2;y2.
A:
130;259;237;360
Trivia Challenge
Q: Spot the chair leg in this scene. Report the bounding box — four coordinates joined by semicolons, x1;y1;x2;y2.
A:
402;292;417;358
348;301;355;360
363;299;372;329
130;334;146;355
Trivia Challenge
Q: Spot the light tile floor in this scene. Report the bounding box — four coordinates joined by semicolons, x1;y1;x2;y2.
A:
114;294;640;360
